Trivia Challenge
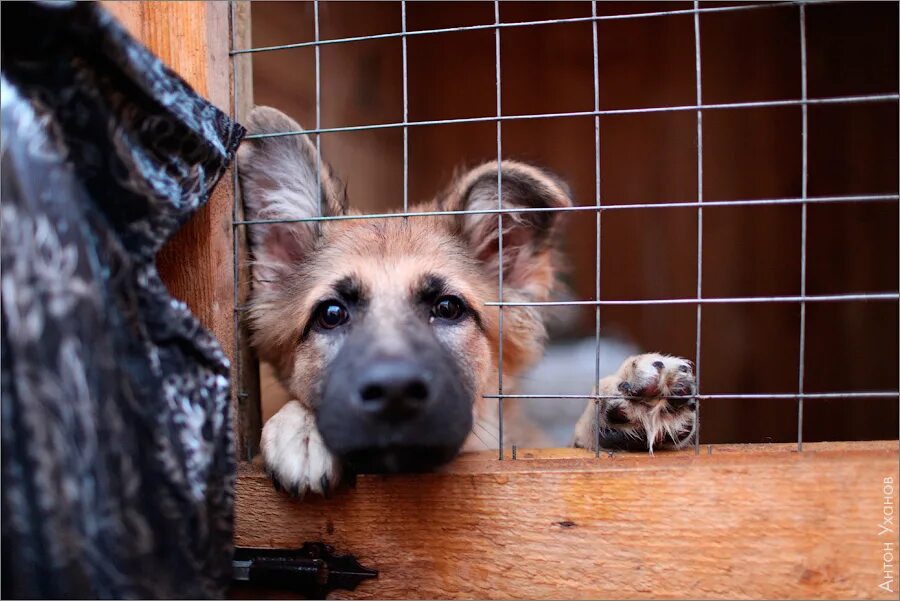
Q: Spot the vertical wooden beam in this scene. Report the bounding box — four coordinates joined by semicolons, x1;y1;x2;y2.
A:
232;1;254;124
231;1;262;458
102;1;260;458
102;0;144;39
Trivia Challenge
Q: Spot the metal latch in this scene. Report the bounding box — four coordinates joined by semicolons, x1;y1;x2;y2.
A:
232;542;378;598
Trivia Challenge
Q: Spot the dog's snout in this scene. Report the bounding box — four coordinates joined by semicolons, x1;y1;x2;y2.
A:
317;329;473;474
356;361;431;420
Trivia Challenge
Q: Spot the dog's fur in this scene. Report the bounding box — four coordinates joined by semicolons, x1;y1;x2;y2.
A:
238;107;697;496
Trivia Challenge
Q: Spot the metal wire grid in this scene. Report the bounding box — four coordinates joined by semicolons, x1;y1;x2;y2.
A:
229;0;900;461
692;0;705;450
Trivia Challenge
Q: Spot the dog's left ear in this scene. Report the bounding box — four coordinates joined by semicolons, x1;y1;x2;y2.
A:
444;161;573;300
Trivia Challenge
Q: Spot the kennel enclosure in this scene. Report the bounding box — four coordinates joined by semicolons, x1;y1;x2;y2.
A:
105;1;899;598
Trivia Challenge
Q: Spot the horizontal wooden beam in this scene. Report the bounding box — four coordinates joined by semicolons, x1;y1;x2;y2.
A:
235;441;899;599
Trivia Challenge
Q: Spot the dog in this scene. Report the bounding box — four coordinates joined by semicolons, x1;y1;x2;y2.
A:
237;106;698;496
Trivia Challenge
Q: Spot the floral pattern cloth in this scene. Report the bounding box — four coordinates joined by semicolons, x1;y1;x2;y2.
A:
1;2;244;597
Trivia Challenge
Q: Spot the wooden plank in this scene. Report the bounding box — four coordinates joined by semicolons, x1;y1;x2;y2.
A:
454;440;899;462
103;1;262;457
230;0;262;459
102;0;143;38
235;441;900;599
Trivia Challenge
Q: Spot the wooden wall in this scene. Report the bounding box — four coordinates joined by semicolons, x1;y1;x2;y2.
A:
248;1;898;444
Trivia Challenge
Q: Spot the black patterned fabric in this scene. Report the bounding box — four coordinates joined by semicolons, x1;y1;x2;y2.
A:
1;2;245;598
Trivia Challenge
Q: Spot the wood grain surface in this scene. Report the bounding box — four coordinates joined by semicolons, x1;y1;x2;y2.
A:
235;441;900;599
229;0;263;459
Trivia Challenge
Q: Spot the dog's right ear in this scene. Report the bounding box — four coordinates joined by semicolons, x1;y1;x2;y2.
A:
237;106;346;285
441;161;572;302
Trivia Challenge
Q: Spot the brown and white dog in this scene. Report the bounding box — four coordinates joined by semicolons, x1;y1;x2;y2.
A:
237;107;697;496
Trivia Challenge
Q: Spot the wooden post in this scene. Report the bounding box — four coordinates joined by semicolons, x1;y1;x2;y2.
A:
230;0;263;458
102;0;261;458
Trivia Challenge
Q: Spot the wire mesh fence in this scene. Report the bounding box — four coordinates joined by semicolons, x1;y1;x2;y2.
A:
229;0;900;461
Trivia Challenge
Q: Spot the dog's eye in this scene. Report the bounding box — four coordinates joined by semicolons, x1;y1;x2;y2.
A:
432;296;467;322
316;301;349;330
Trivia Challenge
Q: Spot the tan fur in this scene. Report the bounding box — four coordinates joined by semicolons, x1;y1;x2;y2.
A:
248;191;558;429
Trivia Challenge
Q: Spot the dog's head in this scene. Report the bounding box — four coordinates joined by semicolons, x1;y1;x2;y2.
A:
238;107;572;473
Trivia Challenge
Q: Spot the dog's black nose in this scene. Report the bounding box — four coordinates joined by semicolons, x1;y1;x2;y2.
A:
355;360;431;420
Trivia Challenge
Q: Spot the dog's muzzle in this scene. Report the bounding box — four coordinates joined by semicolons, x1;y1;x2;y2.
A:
315;329;473;474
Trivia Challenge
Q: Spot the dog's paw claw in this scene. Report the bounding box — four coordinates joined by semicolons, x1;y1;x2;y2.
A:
617;353;696;402
580;353;697;453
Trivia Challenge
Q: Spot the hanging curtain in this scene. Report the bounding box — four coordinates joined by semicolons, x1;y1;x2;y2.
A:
1;2;244;597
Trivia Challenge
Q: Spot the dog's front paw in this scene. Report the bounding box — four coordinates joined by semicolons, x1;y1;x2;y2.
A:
574;353;697;453
261;400;340;497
